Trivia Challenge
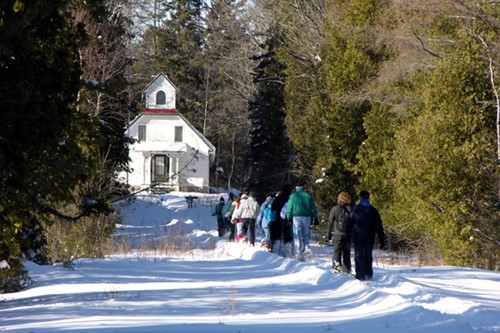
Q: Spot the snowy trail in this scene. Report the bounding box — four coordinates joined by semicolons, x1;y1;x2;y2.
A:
0;193;498;333
1;243;499;333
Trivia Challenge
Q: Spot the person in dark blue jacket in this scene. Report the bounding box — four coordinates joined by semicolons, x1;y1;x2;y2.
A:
270;184;292;255
345;190;386;281
214;197;226;237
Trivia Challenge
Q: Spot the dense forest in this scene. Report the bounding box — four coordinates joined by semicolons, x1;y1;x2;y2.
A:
1;0;499;292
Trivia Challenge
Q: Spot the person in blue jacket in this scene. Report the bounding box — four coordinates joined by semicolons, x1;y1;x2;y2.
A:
345;190;386;281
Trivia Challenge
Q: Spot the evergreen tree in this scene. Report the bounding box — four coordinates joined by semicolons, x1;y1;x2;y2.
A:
391;38;499;267
0;0;92;291
130;0;207;121
263;0;326;188
285;0;391;211
247;31;290;199
353;0;500;267
156;0;207;125
130;0;170;74
354;103;399;202
0;0;134;291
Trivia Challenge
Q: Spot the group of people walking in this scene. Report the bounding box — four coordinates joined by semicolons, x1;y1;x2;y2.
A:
214;184;319;261
214;186;386;281
327;190;386;280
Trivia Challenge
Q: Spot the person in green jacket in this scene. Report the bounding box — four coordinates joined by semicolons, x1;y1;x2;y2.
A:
286;185;318;261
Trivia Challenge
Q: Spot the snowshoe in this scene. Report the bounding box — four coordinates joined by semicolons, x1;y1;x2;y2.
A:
332;268;354;277
260;239;271;251
303;248;314;263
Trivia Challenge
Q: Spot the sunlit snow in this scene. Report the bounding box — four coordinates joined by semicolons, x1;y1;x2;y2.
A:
0;192;498;333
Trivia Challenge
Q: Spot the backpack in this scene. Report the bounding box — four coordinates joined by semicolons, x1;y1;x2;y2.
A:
263;204;274;222
336;204;350;233
215;202;224;215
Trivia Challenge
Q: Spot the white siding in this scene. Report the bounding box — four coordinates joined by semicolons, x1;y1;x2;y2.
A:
124;114;213;192
144;75;177;109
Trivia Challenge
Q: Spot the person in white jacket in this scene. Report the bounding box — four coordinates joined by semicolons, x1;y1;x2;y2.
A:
231;194;246;242
232;192;260;245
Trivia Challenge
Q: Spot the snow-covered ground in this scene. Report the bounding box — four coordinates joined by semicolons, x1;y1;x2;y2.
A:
0;192;499;332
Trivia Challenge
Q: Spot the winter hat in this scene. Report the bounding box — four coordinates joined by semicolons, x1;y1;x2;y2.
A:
241;194;248;199
219;197;225;202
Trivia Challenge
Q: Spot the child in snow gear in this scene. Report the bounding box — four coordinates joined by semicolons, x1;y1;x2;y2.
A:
345;190;386;281
257;195;274;250
231;193;259;244
226;195;239;241
327;192;352;273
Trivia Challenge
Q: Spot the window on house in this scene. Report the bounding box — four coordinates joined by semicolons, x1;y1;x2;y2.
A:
138;125;146;141
174;126;183;142
151;154;169;182
156;91;166;105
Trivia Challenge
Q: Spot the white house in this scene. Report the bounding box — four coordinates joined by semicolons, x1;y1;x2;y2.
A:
123;73;215;193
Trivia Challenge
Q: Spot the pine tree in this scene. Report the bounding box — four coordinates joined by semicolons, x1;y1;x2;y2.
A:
130;0;170;74
0;0;134;291
247;31;291;199
155;0;207;125
0;0;92;291
263;0;327;190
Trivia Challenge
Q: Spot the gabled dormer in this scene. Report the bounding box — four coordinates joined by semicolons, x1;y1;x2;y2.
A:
142;73;179;114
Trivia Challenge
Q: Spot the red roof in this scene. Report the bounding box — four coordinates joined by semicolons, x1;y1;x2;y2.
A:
143;108;178;114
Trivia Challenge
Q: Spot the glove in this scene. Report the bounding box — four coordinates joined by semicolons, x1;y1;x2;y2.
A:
312;218;319;226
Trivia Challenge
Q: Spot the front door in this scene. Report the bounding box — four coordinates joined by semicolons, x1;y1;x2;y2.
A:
151;154;169;183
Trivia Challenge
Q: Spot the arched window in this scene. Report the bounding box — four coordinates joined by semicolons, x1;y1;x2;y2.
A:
156;91;166;105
